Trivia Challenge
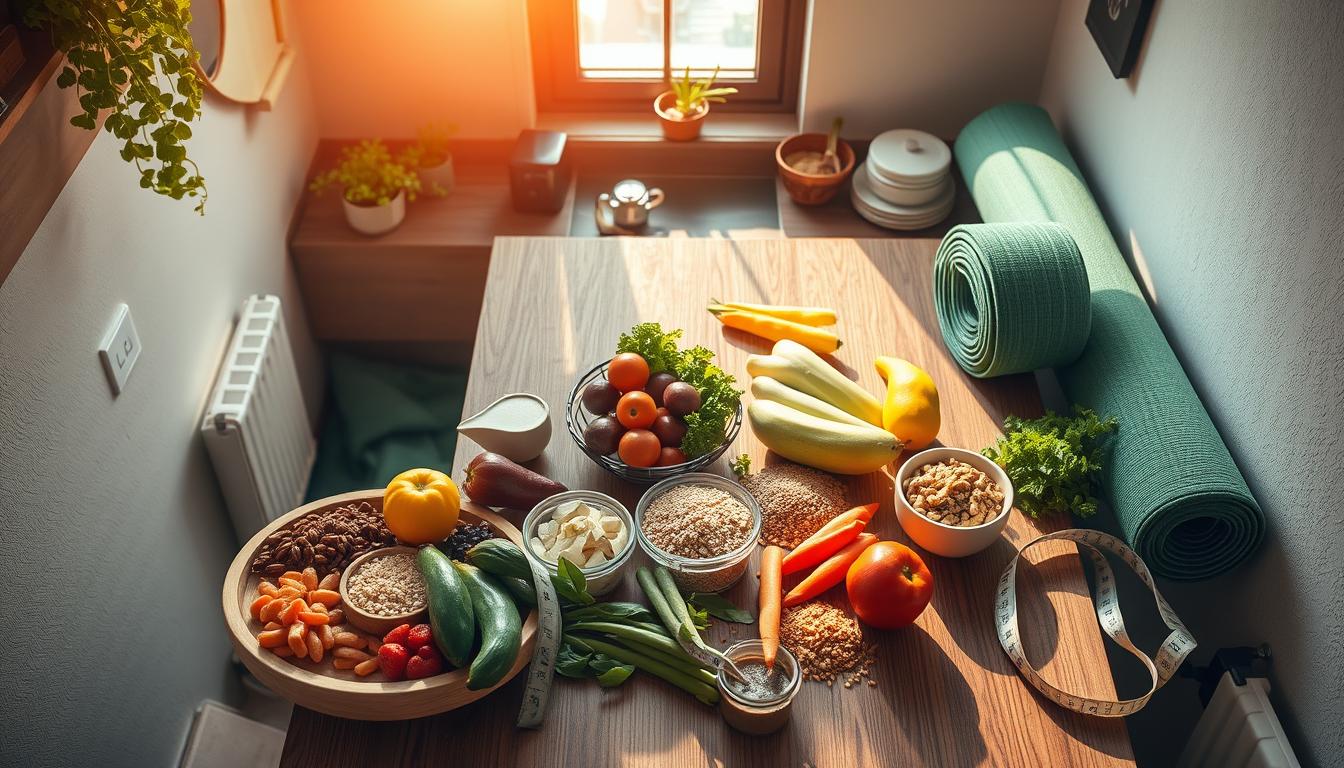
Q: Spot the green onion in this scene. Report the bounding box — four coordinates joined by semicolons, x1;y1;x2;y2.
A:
566;635;720;706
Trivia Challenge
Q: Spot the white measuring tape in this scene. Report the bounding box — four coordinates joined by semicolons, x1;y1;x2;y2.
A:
995;529;1198;717
516;555;563;729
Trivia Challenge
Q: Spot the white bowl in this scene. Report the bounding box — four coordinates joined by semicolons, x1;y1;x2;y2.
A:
894;448;1014;558
522;490;635;597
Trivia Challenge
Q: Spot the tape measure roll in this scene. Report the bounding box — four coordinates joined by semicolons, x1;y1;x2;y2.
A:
995;529;1197;717
515;553;563;729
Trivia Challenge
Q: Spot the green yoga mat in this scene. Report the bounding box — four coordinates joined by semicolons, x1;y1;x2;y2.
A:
954;103;1263;580
935;222;1091;378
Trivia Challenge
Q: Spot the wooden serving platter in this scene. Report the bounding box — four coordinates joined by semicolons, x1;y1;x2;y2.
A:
222;490;538;721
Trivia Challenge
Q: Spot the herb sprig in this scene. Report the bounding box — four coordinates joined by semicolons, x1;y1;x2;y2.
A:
982;407;1118;519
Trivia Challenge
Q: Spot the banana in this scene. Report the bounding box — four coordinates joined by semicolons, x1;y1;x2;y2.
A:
748;399;901;475
750;376;870;428
746;339;884;426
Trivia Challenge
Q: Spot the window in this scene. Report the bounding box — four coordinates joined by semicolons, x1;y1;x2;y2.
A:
530;0;806;112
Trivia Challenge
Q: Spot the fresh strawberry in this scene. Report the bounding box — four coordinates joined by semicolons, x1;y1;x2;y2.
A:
378;642;410;681
406;623;433;651
405;644;443;679
382;623;411;646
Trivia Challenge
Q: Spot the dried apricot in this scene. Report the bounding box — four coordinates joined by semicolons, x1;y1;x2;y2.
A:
249;595;274;620
298;610;330;626
259;598;287;623
287;622;308;658
306;630;324;662
307;589;340;608
257;629;286;648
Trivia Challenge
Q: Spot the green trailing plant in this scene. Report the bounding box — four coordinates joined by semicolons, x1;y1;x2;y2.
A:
309;140;421;206
397;122;457;196
22;0;208;213
667;65;737;117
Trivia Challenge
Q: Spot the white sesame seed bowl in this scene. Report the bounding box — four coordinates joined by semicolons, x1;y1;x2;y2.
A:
634;473;762;593
338;546;430;636
522;490;635;597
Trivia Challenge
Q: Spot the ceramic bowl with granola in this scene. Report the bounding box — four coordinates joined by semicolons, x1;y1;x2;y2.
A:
894;447;1014;557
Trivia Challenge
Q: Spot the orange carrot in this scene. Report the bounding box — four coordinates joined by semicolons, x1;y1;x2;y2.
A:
783;533;878;608
781;519;865;576
707;307;842;355
786;504;878;568
759;546;784;670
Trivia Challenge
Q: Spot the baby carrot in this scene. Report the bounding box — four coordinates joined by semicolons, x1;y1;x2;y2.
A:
759;546;783;670
781;519;865;576
707;307;842;355
783;534;878;608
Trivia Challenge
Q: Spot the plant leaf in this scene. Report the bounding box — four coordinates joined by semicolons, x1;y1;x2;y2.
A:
689;592;753;624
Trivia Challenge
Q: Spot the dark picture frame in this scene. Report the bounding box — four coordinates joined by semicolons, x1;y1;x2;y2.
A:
1086;0;1155;78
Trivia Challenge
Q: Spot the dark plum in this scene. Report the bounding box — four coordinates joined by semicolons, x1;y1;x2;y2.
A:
583;415;624;455
662;381;701;417
582;379;621;415
651;414;687;447
645;372;679;408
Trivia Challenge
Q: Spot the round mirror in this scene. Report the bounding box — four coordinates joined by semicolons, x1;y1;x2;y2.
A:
188;0;292;109
190;1;223;79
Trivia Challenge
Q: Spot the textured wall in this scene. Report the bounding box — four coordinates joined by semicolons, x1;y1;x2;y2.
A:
0;12;321;766
800;0;1062;137
1038;0;1344;764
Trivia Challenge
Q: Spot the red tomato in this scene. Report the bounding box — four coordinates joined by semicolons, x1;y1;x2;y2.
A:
618;430;661;468
616;390;657;429
845;541;933;629
607;353;650;393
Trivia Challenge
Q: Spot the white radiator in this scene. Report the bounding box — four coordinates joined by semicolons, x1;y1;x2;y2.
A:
202;295;315;541
1178;672;1301;768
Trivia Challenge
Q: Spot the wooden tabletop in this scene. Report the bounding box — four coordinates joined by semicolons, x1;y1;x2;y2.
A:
282;237;1135;767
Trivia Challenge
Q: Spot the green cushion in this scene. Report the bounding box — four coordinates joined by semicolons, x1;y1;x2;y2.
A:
952;102;1263;580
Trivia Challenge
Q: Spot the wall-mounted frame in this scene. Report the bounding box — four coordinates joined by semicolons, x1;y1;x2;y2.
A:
190;0;293;109
1086;0;1155;78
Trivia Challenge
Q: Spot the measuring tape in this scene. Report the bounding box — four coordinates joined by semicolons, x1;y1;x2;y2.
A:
515;555;563;729
995;529;1198;717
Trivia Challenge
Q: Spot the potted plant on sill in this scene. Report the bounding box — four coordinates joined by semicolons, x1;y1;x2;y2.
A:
653;66;738;142
399;122;457;196
310;140;420;236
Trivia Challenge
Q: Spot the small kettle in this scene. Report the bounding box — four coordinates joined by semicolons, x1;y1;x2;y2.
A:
595;179;665;230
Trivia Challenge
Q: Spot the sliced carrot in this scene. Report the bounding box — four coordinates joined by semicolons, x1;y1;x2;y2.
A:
307;589;340;607
783;533;878;608
759;545;783;670
280;598;308;626
299;610;330;626
249;595;274;620
707;307;842;355
781;519;865;576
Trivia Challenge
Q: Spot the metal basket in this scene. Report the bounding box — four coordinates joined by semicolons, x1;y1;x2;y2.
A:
565;359;743;484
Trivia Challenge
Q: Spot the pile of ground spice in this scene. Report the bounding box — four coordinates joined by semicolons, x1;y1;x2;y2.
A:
740;462;848;548
779;601;877;688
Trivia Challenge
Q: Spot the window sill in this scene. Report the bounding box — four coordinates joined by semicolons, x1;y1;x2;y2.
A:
536;111;799;143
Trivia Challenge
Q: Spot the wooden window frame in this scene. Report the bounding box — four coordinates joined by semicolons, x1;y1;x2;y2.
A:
529;0;806;114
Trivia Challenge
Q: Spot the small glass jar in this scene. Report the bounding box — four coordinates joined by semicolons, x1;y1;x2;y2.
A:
716;640;802;735
522;490;634;597
635;473;762;593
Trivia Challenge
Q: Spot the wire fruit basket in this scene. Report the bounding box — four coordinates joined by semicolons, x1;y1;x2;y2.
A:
566;359;743;484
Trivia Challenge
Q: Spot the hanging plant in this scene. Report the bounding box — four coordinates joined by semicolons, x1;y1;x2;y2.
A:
20;0;208;213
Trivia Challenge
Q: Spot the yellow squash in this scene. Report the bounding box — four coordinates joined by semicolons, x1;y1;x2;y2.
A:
709;306;842;355
709;300;837;327
383;468;461;544
874;357;940;451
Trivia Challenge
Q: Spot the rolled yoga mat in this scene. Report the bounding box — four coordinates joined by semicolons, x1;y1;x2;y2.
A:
954;102;1263;580
934;222;1092;378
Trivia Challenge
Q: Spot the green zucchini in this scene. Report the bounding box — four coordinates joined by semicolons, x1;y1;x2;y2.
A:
418;546;475;668
452;561;523;690
500;575;537;607
466;538;531;581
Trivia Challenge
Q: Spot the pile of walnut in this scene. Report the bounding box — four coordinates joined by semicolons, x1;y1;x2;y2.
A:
903;458;1005;527
249;567;382;676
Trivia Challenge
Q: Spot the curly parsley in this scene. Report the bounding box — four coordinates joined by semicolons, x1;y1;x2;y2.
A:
982;406;1118;518
615;323;742;459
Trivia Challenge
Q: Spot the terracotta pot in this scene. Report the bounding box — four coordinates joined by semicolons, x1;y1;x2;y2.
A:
775;133;856;206
653;91;707;142
341;188;406;236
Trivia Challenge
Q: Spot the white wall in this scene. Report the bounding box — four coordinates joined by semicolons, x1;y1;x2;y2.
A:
295;0;535;139
1038;1;1344;765
800;0;1062;137
0;12;322;766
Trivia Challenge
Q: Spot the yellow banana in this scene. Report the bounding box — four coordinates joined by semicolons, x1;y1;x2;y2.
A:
874;356;941;451
746;340;884;426
750;376;870;428
748;399;901;475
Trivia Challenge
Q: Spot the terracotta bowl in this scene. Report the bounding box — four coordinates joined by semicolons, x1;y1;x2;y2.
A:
776;133;856;205
654;91;707;142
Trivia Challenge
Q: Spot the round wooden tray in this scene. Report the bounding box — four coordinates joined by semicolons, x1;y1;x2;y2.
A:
222;490;538;721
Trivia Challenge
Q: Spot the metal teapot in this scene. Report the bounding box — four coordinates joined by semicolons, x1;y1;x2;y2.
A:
595;179;665;230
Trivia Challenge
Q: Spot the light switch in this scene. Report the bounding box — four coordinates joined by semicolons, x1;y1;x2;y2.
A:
98;304;141;395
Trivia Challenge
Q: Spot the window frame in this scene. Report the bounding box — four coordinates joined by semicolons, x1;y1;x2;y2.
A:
528;0;806;114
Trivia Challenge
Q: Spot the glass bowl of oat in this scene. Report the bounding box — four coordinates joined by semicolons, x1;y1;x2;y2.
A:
895;448;1014;558
634;473;762;593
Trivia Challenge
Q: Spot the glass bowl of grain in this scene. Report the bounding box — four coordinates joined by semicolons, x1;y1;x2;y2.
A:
634;473;761;593
522;490;635;597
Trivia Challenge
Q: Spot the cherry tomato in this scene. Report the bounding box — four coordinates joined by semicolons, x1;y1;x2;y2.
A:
607;353;650;393
618;429;661;468
616;390;657;429
657;447;687;467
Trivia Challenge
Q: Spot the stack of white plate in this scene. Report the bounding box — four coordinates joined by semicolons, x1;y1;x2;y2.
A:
851;129;955;230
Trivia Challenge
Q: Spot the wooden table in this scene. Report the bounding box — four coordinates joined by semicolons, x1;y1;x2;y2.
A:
282;238;1135;767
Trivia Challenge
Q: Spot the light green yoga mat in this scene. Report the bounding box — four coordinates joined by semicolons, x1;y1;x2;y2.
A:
934;222;1091;378
954;102;1263;580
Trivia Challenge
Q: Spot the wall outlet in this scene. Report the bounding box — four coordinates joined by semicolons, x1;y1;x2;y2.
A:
98;303;141;395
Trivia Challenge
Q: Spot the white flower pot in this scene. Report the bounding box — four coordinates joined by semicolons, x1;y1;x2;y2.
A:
418;155;455;195
342;189;406;236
